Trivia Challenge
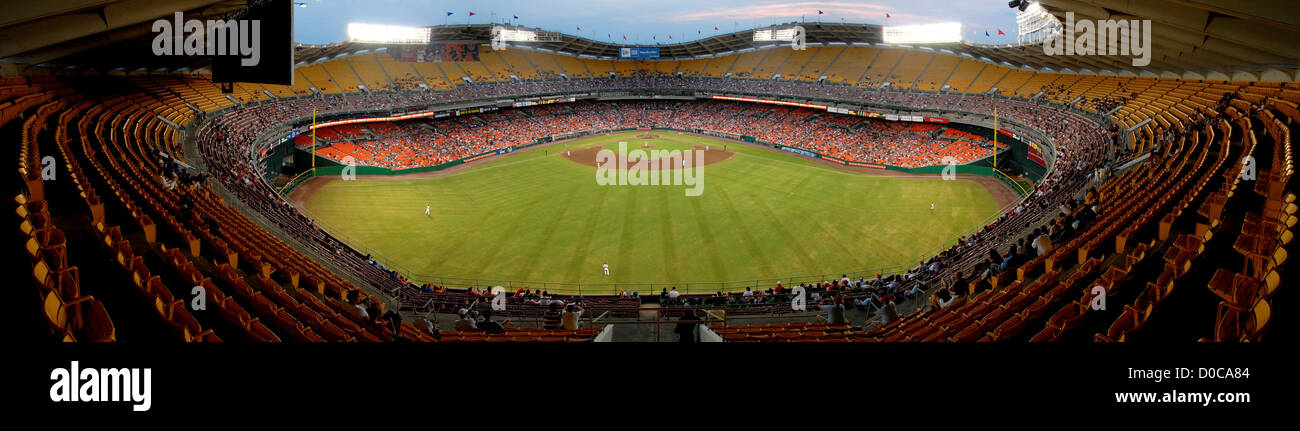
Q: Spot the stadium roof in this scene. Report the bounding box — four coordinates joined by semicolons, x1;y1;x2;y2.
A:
1;0;1297;79
1028;0;1300;74
0;0;248;70
417;22;884;60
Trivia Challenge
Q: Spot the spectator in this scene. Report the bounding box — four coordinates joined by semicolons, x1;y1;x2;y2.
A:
542;302;563;330
674;302;699;343
819;296;847;325
561;303;584;330
879;299;900;325
1033;227;1053;256
454;308;477;331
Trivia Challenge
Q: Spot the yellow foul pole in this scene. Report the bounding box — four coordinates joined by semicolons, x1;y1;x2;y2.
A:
310;107;315;173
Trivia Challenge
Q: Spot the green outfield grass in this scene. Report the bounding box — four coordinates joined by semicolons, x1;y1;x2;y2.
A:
303;131;1003;289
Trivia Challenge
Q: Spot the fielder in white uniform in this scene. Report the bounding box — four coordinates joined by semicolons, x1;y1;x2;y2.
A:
425;204;431;216
603;263;610;276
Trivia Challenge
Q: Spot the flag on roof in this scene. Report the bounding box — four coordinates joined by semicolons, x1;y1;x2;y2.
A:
985;30;990;37
886;13;891;18
623;35;627;40
446;12;453;16
513;15;518;19
818;10;824;15
998;29;1005;35
468;12;476;16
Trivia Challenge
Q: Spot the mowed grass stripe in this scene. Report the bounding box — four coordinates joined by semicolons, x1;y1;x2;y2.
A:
561;182;612;282
687;196;730;281
656;185;681;282
615;187;640;282
515;181;583;281
710;184;779;278
743;189;843;273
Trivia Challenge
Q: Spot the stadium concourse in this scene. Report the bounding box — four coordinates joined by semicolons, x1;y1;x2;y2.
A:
300;100;1002;170
12;18;1294;343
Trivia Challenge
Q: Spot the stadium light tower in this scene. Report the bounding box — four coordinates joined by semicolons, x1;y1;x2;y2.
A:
346;23;431;44
882;23;962;44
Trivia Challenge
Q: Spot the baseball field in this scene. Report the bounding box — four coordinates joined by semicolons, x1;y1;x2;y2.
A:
297;130;1006;290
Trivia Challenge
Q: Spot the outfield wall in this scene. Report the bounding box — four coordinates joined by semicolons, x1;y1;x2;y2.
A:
282;122;1034;198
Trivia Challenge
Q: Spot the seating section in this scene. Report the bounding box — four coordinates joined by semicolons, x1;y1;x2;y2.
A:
438;328;600;343
349;55;393;91
300;101;999;170
914;54;960;92
713;322;863;342
860;47;905;86
823;46;877;84
14;42;1296;342
886;51;933;89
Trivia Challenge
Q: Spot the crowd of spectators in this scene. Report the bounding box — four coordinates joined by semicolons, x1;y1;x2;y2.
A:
300;99;1000;170
197;75;1114;322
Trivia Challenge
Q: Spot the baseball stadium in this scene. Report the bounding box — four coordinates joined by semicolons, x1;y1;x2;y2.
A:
9;0;1295;347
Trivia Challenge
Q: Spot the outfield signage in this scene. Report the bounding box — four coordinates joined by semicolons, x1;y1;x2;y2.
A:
1027;141;1048;168
278;130;301;144
925;117;950;123
309;109;445;129
463;150;500;163
456;106;498;116
828;106;886;118
305;103;499;130
712;95;826;110
825;157;887;169
886;114;925;122
513;96;576;108
619;47;660;59
778;145;818;158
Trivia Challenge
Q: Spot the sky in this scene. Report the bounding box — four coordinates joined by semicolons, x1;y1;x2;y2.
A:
291;0;1026;46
